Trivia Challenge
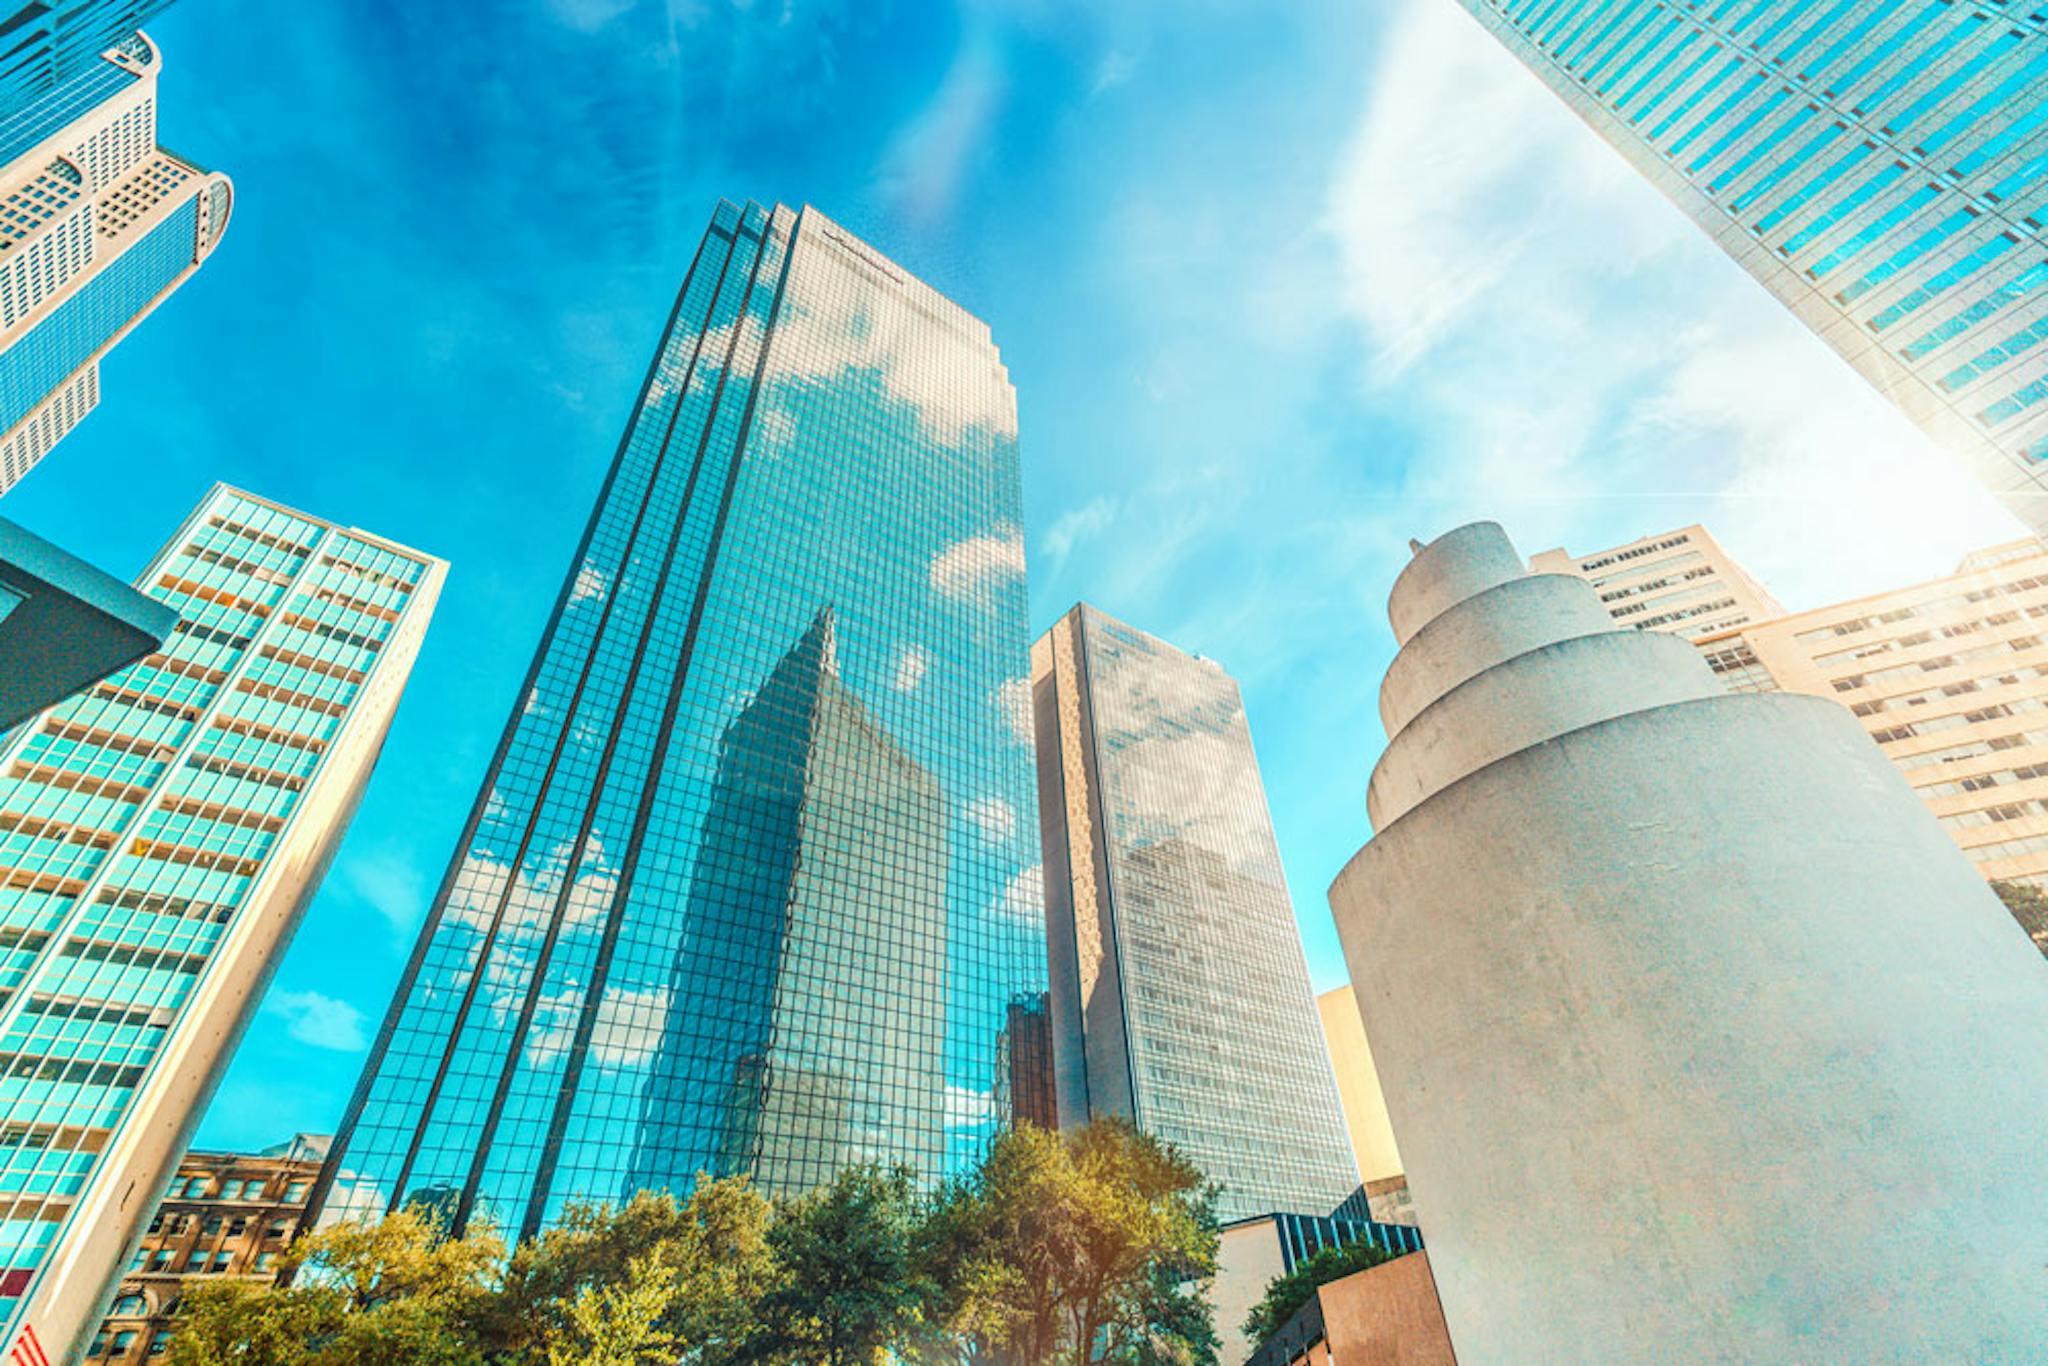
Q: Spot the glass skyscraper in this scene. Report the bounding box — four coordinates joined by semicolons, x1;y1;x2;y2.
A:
0;2;177;124
1452;0;2048;527
311;200;1041;1240
0;28;230;494
1031;604;1360;1223
0;485;444;1360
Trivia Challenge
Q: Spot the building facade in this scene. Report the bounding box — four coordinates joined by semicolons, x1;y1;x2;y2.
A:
1331;521;2048;1359
1454;0;2048;528
86;1135;327;1364
0;486;443;1359
1313;987;1403;1191
1529;525;1782;642
1210;1211;1427;1366
1242;1250;1455;1366
0;27;230;495
310;200;1041;1241
1694;536;2048;893
0;2;177;123
1031;604;1359;1223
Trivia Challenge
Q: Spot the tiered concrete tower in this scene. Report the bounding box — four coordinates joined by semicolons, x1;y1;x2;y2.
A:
1329;522;2048;1362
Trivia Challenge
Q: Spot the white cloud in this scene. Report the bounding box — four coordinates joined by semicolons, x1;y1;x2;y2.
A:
894;644;931;694
966;796;1016;844
994;862;1044;927
1041;496;1118;567
570;563;608;605
266;990;368;1052
342;847;428;941
946;1084;996;1131
995;677;1033;747
877;30;1006;227
931;524;1026;600
525;982;671;1070
1317;0;2017;606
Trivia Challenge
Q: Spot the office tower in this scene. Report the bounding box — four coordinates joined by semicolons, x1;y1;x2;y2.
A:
1314;987;1403;1192
0;515;174;727
0;486;443;1359
1330;521;2048;1359
1454;0;2048;527
0;29;230;495
91;1134;328;1364
1031;604;1359;1223
1529;525;1782;641
993;992;1056;1131
311;200;1039;1241
0;2;177;122
1691;535;2048;898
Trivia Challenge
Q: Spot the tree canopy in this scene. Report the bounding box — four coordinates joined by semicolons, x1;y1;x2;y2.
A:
1993;878;2048;955
1239;1236;1402;1347
162;1120;1219;1366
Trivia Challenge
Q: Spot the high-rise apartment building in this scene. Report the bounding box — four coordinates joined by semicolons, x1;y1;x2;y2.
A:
0;486;443;1360
0;2;177;122
1031;604;1359;1223
1529;525;1782;641
88;1134;328;1364
1695;536;2048;895
0;28;230;495
1454;0;2048;527
310;201;1040;1240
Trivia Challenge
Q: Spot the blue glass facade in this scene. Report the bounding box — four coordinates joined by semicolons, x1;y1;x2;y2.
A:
0;196;195;436
1033;606;1362;1223
313;200;1041;1239
1455;0;2048;524
0;1;171;126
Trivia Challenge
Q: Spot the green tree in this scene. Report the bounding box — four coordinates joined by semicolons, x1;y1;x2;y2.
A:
1993;879;2048;955
750;1164;936;1365
541;1254;679;1366
489;1176;774;1361
926;1120;1218;1366
167;1206;503;1365
1238;1237;1400;1347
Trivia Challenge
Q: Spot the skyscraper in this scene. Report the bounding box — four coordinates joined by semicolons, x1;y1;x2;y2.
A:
1529;525;1782;641
0;2;177;122
1031;604;1359;1223
0;28;230;494
310;200;1040;1241
0;485;444;1360
1452;0;2048;527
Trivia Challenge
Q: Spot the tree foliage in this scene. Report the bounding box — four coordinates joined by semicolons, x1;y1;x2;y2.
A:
1993;879;2048;953
1239;1236;1400;1346
165;1121;1218;1366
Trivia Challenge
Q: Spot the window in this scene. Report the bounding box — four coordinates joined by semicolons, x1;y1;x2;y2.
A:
265;1218;290;1239
148;1249;174;1271
182;1177;210;1198
283;1181;308;1203
110;1293;147;1316
112;1334;138;1354
253;1251;276;1271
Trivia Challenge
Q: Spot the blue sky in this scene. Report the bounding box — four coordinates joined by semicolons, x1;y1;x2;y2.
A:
5;0;2023;1152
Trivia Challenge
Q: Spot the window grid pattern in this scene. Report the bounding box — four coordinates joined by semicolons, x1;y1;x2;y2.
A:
0;489;435;1336
1056;606;1359;1223
0;3;172;136
0;363;94;494
1460;0;2048;517
315;200;1039;1242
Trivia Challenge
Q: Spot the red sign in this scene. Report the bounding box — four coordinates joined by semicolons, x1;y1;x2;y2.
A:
6;1326;47;1366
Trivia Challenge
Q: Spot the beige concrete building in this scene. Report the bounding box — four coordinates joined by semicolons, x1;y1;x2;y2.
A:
1314;987;1402;1188
1330;521;2048;1360
1695;537;2048;894
1210;1214;1425;1366
0;30;232;495
1529;525;1782;642
1244;1251;1457;1366
86;1136;327;1363
0;488;442;1362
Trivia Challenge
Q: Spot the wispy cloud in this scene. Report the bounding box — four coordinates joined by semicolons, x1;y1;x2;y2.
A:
265;991;369;1052
1041;496;1117;567
931;524;1026;599
876;29;1007;226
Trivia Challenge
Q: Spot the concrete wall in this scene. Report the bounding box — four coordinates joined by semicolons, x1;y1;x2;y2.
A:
1329;522;2048;1362
1209;1218;1287;1366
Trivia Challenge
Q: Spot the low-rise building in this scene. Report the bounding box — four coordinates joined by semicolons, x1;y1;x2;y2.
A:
86;1135;328;1363
1244;1250;1456;1366
1209;1211;1424;1366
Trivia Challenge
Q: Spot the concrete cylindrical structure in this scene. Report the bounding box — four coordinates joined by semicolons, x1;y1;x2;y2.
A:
1330;522;2048;1363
